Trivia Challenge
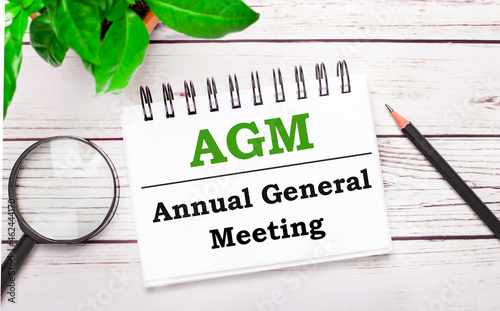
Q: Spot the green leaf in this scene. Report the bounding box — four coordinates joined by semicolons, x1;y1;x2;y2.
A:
8;9;30;40
4;26;23;118
3;0;43;118
30;11;69;67
145;0;259;38
98;0;128;21
22;0;35;7
5;2;22;22
98;0;115;20
42;0;56;18
6;0;43;21
106;0;128;22
44;0;102;64
91;8;149;94
26;0;44;15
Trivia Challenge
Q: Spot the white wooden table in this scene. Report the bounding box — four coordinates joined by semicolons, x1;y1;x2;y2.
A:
3;1;500;309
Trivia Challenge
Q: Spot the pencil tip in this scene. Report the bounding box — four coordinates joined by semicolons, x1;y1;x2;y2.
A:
386;105;410;129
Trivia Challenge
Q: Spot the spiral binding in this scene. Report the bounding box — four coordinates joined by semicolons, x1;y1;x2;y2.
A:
184;80;197;115
337;60;351;94
228;74;241;109
316;63;329;96
273;68;285;103
294;65;307;99
162;83;175;118
140;86;153;121
139;60;351;121
207;77;219;112
251;71;263;106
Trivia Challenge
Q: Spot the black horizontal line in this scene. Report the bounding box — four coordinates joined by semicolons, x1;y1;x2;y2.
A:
2;235;496;245
21;39;500;46
419;134;500;138
4;135;499;142
84;239;138;244
148;38;500;45
377;134;500;138
3;137;123;142
1;239;138;245
392;235;496;241
142;152;372;189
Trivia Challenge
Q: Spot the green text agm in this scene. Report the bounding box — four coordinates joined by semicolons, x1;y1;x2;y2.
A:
190;113;314;167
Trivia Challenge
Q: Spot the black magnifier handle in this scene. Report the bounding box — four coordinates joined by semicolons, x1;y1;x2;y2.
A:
1;234;36;295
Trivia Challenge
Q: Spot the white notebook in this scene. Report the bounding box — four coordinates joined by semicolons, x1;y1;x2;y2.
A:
122;62;391;287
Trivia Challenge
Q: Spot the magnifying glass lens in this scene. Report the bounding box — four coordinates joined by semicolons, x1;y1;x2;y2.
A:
14;138;116;241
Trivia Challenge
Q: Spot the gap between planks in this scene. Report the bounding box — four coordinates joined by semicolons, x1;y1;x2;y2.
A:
21;39;500;46
148;39;500;45
2;235;497;245
4;134;500;142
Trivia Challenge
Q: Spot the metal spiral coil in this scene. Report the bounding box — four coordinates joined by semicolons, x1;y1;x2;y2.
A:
142;60;351;120
140;86;153;121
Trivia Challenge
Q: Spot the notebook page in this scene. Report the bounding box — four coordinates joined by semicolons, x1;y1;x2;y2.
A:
122;75;391;287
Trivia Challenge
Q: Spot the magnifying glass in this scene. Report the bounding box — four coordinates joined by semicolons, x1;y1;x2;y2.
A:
1;136;119;295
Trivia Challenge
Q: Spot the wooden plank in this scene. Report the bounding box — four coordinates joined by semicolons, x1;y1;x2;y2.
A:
151;0;500;41
5;42;500;138
247;0;500;41
22;0;500;42
3;137;499;241
1;239;499;309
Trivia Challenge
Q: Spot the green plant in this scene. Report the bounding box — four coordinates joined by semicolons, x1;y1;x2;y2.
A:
4;0;259;118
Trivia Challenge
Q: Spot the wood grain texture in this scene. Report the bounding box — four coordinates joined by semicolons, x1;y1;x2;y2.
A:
3;0;500;309
5;43;500;138
148;0;500;41
3;137;499;241
22;0;500;42
1;239;500;310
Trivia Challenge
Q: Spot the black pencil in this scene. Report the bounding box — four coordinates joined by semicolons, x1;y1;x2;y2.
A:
385;104;500;239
